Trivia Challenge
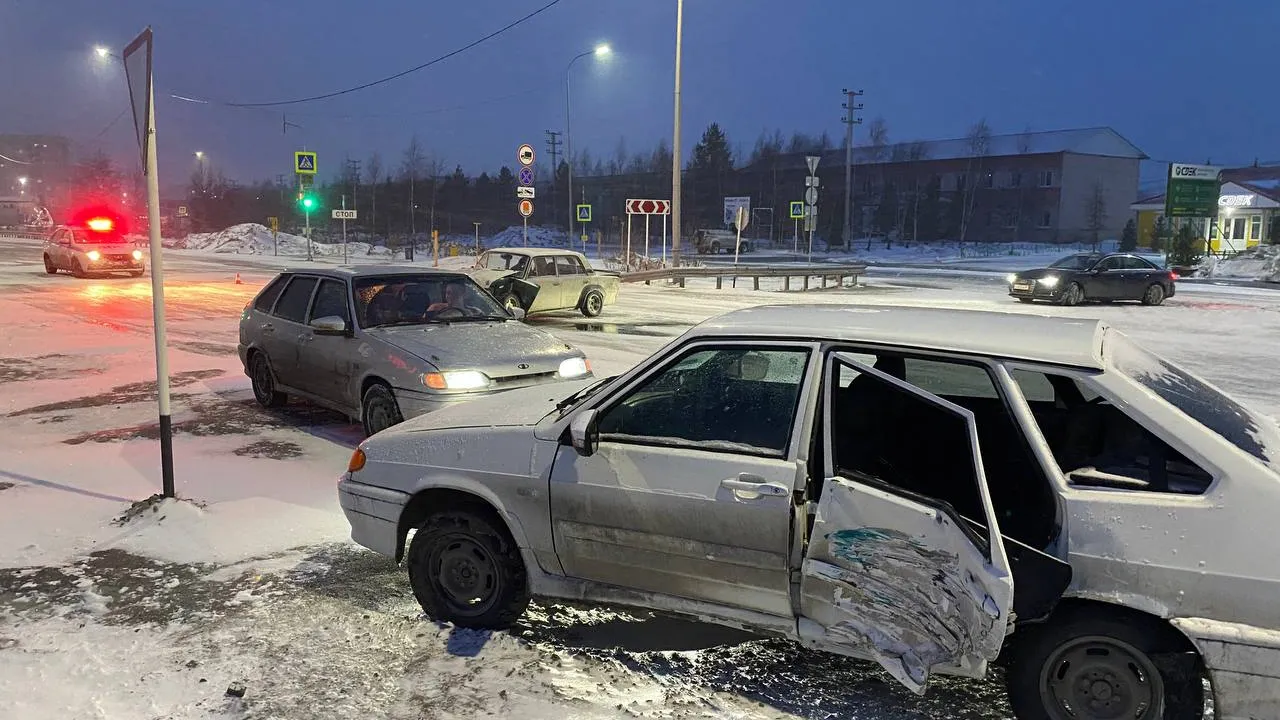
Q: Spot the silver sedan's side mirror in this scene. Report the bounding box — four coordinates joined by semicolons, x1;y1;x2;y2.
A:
570;409;600;457
309;315;347;335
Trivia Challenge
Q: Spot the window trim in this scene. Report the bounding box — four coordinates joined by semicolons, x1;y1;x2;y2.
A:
254;274;291;314
999;360;1223;497
271;274;322;325
590;340;821;462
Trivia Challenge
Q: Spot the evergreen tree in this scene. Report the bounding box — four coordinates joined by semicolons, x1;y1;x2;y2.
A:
1119;219;1138;251
687;123;734;227
1168;222;1203;267
1151;215;1169;251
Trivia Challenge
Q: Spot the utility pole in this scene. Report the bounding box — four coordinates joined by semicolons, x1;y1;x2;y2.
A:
671;0;685;264
546;130;562;230
841;89;864;249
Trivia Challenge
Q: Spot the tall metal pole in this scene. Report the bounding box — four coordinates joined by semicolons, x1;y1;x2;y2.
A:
670;0;685;264
144;83;175;499
474;221;481;253
341;194;348;265
566;63;575;244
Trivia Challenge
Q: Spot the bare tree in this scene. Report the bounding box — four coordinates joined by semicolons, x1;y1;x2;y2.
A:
611;137;627;175
1084;180;1108;250
401;136;426;236
958;118;992;245
866;117;889;156
365;152;383;237
1013;128;1032;241
907;142;930;246
864;117;889;250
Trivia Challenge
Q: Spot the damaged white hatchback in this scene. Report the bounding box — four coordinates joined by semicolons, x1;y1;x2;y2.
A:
338;304;1280;720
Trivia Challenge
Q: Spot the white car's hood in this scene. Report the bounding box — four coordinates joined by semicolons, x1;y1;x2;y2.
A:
390;378;595;434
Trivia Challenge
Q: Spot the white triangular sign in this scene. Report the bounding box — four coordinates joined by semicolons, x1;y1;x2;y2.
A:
805;155;820;175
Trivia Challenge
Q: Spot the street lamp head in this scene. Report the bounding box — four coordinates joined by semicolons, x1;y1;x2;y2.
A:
94;46;110;58
17;177;27;186
594;44;611;57
194;151;205;160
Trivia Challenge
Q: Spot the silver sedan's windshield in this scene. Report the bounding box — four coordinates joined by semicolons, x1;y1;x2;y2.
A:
355;275;507;328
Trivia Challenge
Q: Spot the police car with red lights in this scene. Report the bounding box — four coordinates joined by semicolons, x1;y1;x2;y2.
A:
42;208;145;278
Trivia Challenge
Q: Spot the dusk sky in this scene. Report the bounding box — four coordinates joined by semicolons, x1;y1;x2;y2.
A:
4;0;1278;186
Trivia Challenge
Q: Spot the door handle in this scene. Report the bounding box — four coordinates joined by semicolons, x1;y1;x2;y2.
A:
721;474;789;497
260;323;275;333
300;334;314;343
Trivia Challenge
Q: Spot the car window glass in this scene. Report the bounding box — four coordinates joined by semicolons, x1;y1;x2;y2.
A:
1126;256;1155;270
597;347;810;456
555;255;584;275
273;276;318;324
253;276;289;312
1013;367;1212;494
308;279;350;324
904;357;999;398
1010;368;1056;403
828;360;989;554
530;256;557;277
1099;257;1122;270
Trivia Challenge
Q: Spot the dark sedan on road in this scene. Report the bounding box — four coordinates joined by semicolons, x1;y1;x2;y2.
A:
1008;252;1177;306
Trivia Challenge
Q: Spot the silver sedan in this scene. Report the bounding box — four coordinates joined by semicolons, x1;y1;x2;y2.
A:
237;266;592;435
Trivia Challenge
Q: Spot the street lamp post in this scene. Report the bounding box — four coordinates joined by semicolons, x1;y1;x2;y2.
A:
17;177;27;196
671;0;685;264
194;151;207;186
566;44;610;245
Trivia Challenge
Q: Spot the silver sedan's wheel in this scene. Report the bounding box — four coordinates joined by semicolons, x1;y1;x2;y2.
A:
361;383;403;436
250;353;287;408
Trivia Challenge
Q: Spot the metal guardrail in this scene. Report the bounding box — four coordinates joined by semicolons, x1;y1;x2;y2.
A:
620;262;867;291
0;229;50;240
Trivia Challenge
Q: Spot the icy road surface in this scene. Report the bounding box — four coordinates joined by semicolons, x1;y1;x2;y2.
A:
0;234;1258;719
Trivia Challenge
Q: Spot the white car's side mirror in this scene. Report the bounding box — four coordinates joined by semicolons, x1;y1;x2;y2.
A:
570;409;599;457
509;306;527;321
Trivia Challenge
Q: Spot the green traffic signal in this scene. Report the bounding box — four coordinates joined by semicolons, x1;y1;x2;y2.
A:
302;196;315;210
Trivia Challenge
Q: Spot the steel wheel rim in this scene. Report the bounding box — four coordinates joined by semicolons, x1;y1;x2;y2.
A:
365;397;393;434
504;296;521;313
587;293;602;314
433;534;500;616
252;358;274;402
1039;635;1163;720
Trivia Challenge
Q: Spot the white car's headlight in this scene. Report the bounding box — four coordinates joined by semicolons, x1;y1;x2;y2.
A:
558;357;591;378
132;249;143;260
1038;276;1059;288
423;370;490;390
86;250;101;262
1006;273;1018;284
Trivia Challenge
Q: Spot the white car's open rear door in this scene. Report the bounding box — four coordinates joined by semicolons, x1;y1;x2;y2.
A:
798;352;1014;694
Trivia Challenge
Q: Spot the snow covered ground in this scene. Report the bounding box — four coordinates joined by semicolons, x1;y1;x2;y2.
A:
1201;244;1280;283
0;231;1269;718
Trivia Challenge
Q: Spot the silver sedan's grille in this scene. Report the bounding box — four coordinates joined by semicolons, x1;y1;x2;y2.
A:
491;371;558;388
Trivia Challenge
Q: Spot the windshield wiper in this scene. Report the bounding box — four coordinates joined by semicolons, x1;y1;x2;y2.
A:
439;315;508;323
556;375;616;412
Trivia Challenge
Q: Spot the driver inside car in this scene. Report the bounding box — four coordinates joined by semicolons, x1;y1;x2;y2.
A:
427;281;479;317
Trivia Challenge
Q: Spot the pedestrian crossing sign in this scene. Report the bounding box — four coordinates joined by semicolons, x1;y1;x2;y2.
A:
789;201;805;219
577;204;592;223
294;151;317;175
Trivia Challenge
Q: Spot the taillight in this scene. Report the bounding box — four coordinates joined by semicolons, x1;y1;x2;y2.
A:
1169;271;1180;281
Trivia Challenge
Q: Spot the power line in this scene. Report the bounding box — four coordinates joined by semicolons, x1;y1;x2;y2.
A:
184;0;563;109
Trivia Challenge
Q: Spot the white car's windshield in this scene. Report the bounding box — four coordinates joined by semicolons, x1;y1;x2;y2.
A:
479;252;529;273
355;275;507;328
1111;335;1280;473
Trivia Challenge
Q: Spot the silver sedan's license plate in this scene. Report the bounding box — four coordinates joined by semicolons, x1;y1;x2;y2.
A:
1013;281;1034;291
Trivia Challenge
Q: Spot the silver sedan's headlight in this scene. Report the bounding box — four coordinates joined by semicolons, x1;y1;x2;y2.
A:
423;370;490;390
1038;276;1060;288
558;357;591;378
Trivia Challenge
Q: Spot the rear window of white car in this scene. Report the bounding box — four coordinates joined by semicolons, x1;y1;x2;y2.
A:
1112;337;1280;473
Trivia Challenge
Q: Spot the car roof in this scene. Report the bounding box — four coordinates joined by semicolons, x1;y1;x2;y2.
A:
697;304;1109;370
279;265;469;278
482;247;581;257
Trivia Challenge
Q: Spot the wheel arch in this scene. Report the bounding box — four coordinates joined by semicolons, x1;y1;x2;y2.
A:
395;483;530;563
357;374;394;421
575;283;606;308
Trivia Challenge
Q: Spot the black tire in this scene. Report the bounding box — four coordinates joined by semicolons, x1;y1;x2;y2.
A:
1141;283;1166;306
1060;282;1084;307
43;255;56;274
129;270;145;278
71;259;86;278
711;241;721;254
361;383;403;436
580;288;605;317
249;352;287;409
1017;297;1035;304
1006;609;1203;720
406;508;530;629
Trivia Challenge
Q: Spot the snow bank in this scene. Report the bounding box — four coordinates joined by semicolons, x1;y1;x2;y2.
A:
1202;245;1280;282
485;225;566;249
177;223;395;259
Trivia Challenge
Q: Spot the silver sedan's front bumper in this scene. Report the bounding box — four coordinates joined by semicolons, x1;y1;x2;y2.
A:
337;476;409;559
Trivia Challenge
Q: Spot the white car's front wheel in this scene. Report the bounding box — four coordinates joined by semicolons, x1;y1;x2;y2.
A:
406;508;530;630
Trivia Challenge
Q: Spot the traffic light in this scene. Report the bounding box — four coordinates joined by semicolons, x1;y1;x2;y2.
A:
297;192;318;211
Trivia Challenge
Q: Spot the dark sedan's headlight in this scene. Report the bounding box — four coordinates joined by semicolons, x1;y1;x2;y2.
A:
1038;275;1060;288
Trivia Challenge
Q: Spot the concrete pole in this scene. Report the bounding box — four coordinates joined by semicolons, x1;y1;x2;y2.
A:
670;0;685;264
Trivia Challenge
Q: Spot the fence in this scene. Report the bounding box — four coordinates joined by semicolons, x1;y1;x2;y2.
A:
620;263;867;291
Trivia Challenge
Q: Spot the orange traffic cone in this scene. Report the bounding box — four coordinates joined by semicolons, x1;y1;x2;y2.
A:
234;273;242;284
